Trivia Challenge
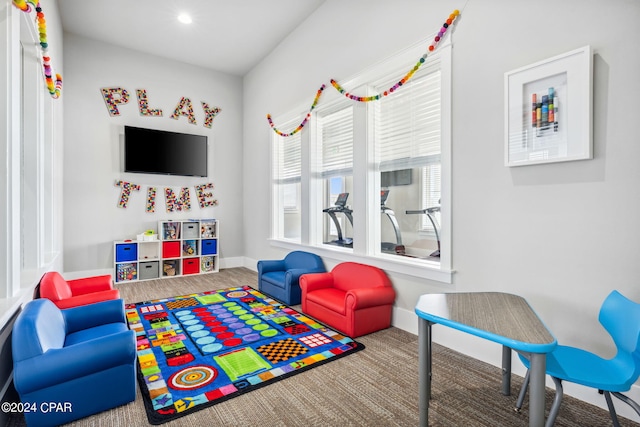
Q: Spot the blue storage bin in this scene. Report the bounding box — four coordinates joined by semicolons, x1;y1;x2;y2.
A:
201;239;217;255
115;243;138;262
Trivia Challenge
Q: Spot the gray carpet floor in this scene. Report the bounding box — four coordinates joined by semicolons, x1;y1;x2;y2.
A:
6;267;639;426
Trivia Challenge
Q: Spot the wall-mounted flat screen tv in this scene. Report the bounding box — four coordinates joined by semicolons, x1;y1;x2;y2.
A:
124;126;208;177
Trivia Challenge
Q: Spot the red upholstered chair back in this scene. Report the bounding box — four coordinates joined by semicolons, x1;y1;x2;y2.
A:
331;262;392;292
39;272;72;301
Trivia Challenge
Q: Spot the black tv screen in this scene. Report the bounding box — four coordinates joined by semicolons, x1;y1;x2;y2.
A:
124;126;208;177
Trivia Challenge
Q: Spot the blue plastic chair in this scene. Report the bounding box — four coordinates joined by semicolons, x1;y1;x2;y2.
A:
516;290;640;427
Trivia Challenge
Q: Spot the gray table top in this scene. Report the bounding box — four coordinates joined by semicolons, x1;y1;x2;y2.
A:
415;292;557;353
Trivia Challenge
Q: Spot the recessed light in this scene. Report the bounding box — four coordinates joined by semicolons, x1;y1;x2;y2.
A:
177;13;192;24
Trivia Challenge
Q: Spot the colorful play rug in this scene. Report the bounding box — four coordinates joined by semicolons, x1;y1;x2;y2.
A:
125;286;364;424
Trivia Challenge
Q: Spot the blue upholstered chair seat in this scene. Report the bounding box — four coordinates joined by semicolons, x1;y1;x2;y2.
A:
64;322;130;346
262;271;287;288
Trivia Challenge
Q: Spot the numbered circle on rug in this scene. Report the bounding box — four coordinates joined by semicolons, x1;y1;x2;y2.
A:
168;365;217;390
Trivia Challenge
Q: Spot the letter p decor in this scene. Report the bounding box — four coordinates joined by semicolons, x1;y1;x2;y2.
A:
101;87;130;116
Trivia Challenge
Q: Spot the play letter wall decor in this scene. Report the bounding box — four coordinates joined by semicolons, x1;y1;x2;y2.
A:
100;88;221;128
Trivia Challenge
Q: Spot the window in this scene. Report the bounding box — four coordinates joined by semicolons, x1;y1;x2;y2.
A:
270;40;452;282
374;64;442;259
272;120;302;241
316;105;354;248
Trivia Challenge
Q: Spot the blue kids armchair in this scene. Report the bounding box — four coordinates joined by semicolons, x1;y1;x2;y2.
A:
257;251;326;305
12;298;137;427
515;290;640;427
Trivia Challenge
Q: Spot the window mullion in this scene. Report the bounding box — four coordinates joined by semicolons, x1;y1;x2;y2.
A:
352;101;369;256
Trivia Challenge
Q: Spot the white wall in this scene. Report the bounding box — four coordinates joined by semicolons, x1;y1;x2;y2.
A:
243;0;640;416
62;34;244;273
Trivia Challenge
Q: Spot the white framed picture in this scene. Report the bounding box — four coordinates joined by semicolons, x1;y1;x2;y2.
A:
504;45;593;167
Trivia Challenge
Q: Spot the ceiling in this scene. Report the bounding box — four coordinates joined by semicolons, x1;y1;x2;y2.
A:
57;0;326;76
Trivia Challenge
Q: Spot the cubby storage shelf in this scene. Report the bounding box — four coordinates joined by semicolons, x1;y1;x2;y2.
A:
114;219;219;283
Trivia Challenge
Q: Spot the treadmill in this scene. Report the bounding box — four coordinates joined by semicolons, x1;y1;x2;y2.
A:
405;205;441;258
380;190;405;255
323;192;353;247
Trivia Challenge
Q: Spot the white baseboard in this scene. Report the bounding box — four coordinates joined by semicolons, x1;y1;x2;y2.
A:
218;256;245;270
391;305;640;423
242;257;259;272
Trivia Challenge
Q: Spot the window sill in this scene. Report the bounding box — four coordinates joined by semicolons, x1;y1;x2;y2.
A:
269;239;454;284
0;289;33;328
0;251;60;330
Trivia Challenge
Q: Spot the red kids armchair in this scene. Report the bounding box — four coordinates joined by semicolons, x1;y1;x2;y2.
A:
299;262;396;337
39;271;120;309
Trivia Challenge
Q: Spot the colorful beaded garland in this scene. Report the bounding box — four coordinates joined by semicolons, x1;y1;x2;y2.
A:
267;84;326;137
12;0;63;99
266;9;460;136
331;9;459;102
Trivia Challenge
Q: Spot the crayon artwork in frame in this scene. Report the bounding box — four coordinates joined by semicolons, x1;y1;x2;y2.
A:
504;45;593;167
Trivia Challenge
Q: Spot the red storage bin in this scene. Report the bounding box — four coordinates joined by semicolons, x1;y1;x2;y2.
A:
162;241;180;258
182;258;200;275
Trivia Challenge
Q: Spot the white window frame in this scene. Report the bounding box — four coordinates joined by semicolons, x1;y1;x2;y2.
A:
0;6;59;325
270;39;453;283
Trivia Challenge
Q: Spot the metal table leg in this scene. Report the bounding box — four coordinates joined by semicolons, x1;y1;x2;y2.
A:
419;319;433;427
528;353;547;427
502;346;512;396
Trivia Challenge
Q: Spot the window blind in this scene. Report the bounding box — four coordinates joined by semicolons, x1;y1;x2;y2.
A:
374;60;441;172
421;163;441;230
318;106;353;178
274;124;301;184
